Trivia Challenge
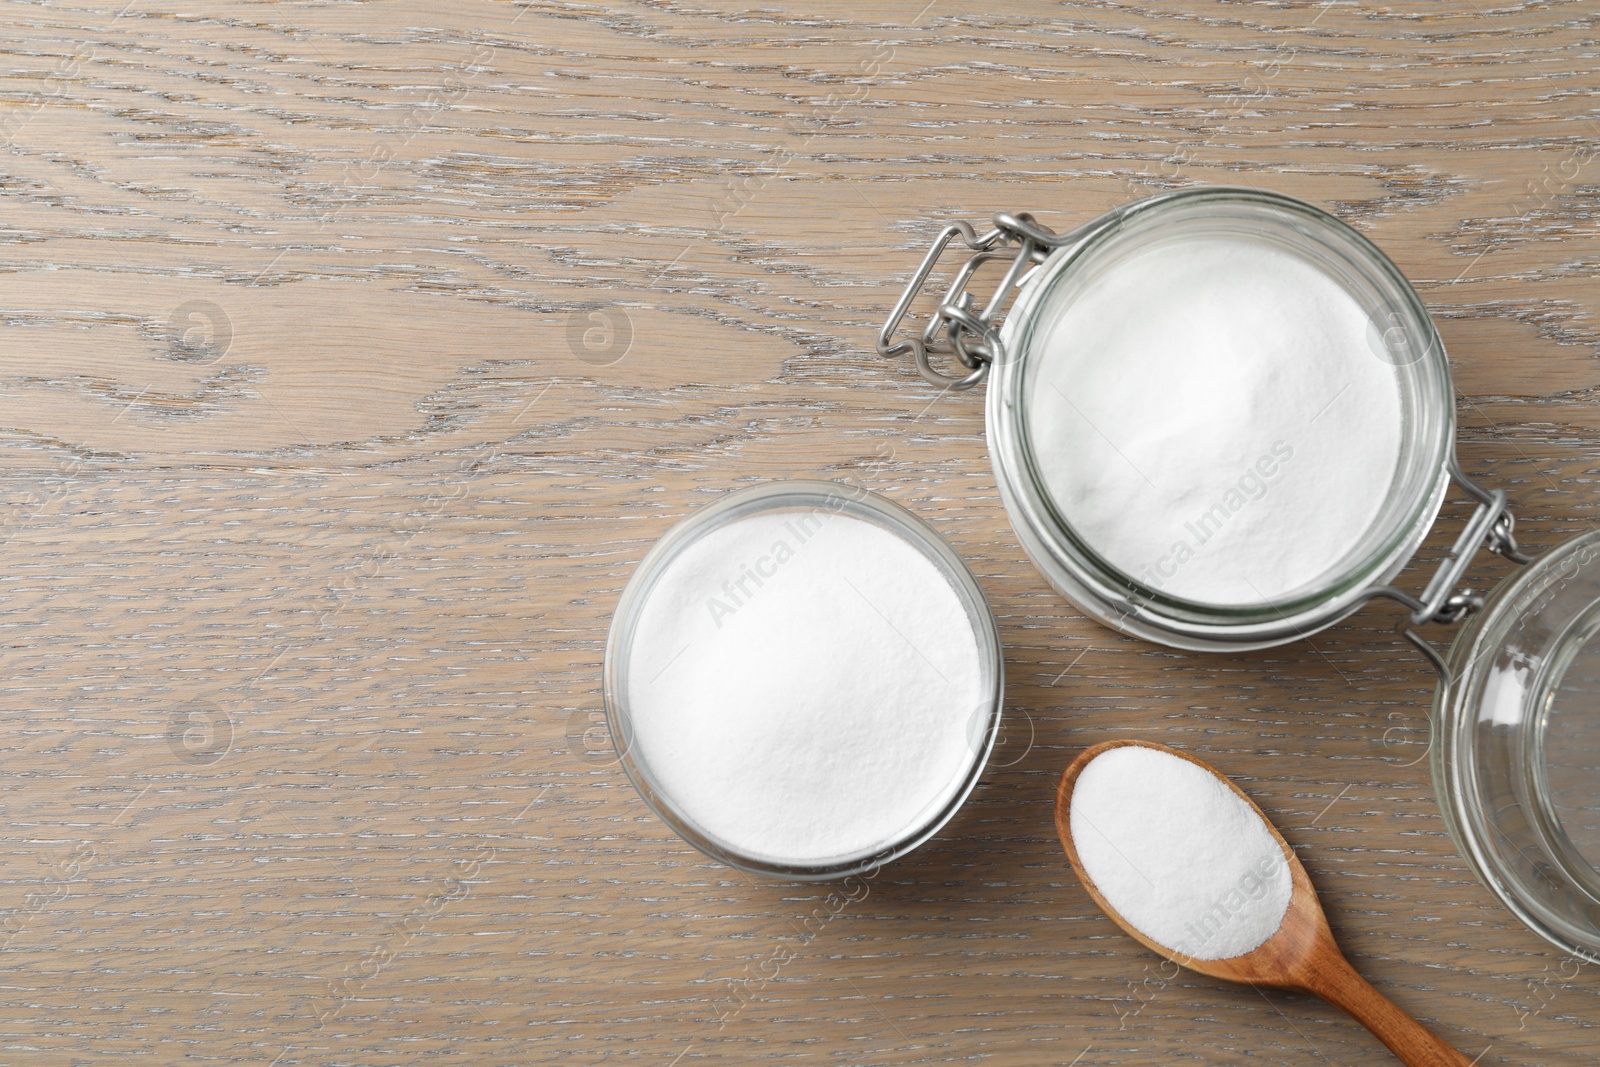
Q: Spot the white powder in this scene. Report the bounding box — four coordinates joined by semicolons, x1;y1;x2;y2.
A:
1070;745;1292;960
624;503;989;867
1025;234;1403;605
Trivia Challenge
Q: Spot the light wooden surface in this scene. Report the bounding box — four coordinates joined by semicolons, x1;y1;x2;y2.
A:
0;1;1596;1063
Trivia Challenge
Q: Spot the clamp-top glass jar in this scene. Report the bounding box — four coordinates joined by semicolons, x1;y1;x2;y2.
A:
878;186;1600;961
879;187;1525;658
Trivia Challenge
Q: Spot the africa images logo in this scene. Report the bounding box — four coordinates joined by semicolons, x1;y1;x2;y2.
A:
1138;441;1293;591
703;505;840;628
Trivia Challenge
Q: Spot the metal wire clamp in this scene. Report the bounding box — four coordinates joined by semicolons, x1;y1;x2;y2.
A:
1361;455;1532;679
876;213;1075;390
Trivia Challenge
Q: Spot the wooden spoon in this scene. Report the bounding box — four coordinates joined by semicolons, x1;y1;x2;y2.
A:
1055;740;1474;1067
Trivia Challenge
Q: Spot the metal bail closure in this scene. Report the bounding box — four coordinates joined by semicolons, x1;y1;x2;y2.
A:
876;212;1072;390
1361;455;1532;680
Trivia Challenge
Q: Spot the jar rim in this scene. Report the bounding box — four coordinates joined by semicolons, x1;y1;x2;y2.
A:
989;186;1456;649
602;479;1006;880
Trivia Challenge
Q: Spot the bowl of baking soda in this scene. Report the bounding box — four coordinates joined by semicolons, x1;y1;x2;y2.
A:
603;481;1003;879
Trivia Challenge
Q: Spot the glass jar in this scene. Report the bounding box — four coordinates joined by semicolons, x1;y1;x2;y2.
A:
878;186;1600;960
603;481;1005;880
882;187;1502;653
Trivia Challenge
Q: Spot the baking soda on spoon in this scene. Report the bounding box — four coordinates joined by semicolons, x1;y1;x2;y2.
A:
1061;742;1478;1065
1070;744;1292;959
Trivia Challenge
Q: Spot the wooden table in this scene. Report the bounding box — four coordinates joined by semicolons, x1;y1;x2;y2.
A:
0;1;1595;1063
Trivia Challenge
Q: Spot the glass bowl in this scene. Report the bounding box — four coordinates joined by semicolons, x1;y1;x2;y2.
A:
603;480;1005;880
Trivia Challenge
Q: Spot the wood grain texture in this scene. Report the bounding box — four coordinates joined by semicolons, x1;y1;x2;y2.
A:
0;0;1594;1064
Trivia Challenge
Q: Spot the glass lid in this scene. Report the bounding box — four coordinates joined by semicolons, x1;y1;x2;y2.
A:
1436;529;1600;961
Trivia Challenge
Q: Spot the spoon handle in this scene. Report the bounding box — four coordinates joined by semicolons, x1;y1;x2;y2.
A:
1307;952;1474;1067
